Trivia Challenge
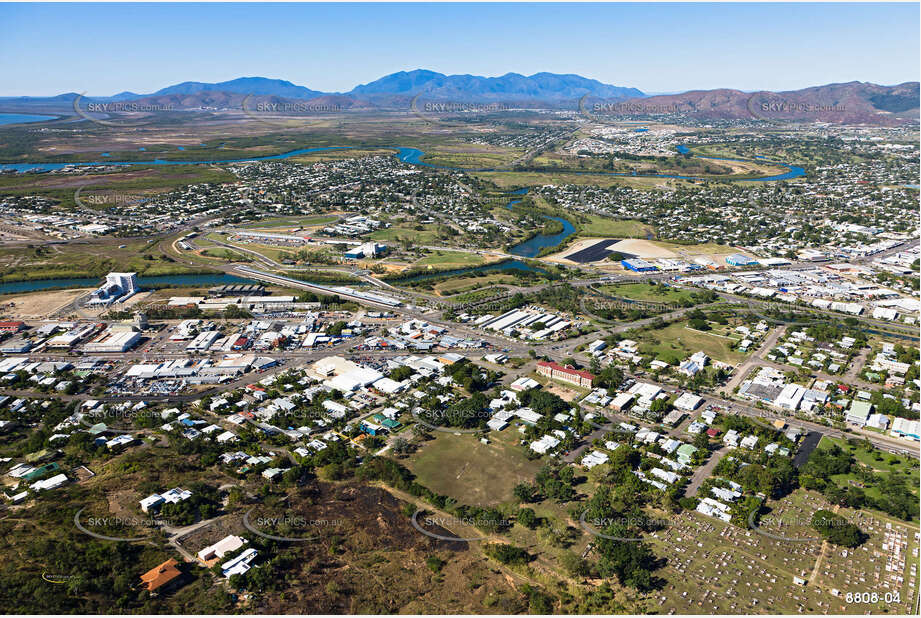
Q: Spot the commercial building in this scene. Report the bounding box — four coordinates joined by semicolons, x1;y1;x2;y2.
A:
621;258;657;272
209;284;266;297
725;254;757;266
845;400;873;426
83;328;142;353
344;242;386;259
673;393;703;411
536;361;594;388
86;272;139;307
891;417;920;441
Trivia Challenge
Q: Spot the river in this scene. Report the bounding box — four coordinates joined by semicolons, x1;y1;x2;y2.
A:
0;113;59;126
0;273;260;295
1;144;805;182
0;143;803;289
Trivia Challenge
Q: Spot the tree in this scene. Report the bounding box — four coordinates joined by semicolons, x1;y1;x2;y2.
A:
517;507;538;529
693;431;710;450
811;510;866;547
391;437;412;457
514;482;539;504
483;543;531;565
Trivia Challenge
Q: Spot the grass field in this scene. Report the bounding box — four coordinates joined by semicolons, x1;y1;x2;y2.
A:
0;238;209;282
238;214;340;229
597;282;702;304
817;436;920;499
575;215;652;238
0;165;236;208
431;273;520;295
637;320;747;365
369;225;447;245
421;150;521;169
413;250;486;269
288;148;396;163
406;430;541;507
204;233;300;263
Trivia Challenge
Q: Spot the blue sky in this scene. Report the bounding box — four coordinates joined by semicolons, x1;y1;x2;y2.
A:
1;3;917;96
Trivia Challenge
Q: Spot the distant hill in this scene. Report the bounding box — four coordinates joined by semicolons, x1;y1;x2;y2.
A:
149;77;325;99
348;69;644;101
601;81;919;125
0;74;916;125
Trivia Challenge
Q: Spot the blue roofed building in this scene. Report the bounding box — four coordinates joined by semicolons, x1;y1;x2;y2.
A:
726;253;757;266
621;258;657;272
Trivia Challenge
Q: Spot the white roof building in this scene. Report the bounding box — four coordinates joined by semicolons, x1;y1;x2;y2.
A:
198;535;247;562
673;393;704;411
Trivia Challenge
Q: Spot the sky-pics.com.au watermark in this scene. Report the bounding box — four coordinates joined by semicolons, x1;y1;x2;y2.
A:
77;407;162;435
72;94;174;128
74;185;149;210
746;509;828;543
579;511;673;542
410;94;510;123
746;93;847;121
241;94;342;128
578;94;697;125
410;509;510;542
243;508;343;543
74;507;177;542
42;572;84;585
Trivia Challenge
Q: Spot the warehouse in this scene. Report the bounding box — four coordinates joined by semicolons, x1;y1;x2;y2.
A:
84;329;142;353
621;258;657;272
725;253;757;266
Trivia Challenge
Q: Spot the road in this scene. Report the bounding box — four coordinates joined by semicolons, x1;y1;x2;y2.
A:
686;446;730;497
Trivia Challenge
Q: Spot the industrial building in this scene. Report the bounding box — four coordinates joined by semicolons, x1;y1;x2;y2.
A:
621;258;657;272
83;328;142;353
344;242;386;259
209;284;266;297
725;254;757;266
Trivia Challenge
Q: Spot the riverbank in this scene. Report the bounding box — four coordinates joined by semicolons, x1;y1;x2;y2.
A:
0;273;261;296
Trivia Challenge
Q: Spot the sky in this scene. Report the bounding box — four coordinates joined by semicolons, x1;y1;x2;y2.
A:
1;2;918;96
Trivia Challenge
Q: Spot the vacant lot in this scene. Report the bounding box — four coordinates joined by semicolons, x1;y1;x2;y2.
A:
637;320;747;365
238;214;340;229
0;239;207;282
598;282;702;304
369;225;446;245
406;430;541;507
414;250;486;269
0;288;85;318
576;215;652;239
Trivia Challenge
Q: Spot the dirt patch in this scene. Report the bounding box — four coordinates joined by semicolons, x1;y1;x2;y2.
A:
608;238;677;258
546;384;580;402
0;288;86;318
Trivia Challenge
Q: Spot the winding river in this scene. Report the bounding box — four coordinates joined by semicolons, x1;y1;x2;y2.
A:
0;142;805;291
1;144;804;182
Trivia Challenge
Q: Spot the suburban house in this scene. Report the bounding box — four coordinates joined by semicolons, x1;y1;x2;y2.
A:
139;558;183;594
197;535;247;564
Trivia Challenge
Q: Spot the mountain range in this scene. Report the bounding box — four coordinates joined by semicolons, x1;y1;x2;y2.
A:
0;70;917;125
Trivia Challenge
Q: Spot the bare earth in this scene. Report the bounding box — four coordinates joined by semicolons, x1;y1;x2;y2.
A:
543;237;678;266
0;289;85;319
